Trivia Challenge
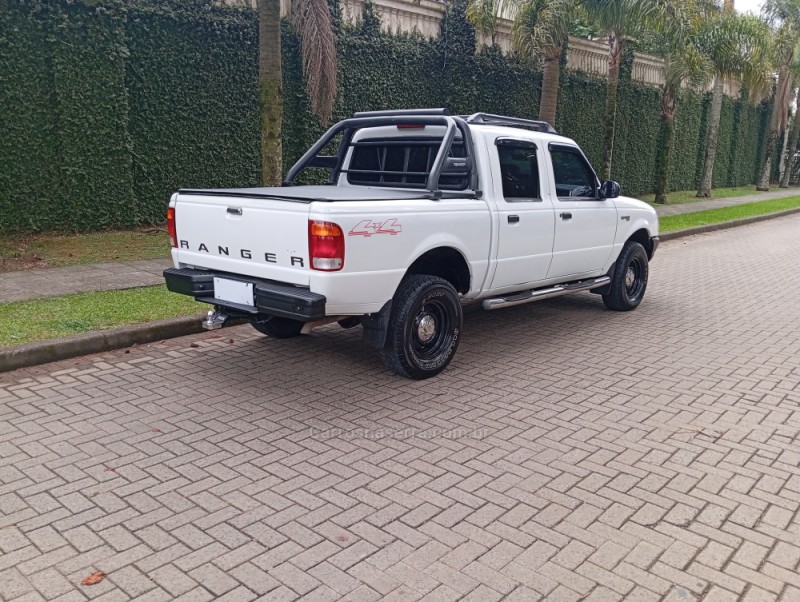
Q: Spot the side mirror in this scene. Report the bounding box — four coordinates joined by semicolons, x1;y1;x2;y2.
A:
600;180;620;199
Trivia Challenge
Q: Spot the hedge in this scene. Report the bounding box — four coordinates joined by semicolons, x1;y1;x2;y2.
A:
0;0;770;233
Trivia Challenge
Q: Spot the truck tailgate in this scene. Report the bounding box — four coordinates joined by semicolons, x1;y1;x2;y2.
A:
172;192;311;286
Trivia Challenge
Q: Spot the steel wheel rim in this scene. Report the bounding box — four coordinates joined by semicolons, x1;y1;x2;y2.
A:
409;300;453;360
625;256;646;300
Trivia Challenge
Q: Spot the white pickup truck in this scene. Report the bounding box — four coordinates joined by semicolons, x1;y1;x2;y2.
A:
165;109;659;379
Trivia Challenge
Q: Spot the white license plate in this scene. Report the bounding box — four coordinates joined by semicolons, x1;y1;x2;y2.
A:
213;277;254;307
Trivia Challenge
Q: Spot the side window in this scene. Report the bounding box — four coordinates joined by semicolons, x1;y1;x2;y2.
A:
497;143;540;201
550;147;598;199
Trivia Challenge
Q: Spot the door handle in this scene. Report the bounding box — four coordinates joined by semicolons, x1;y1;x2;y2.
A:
560;212;573;220
508;215;520;224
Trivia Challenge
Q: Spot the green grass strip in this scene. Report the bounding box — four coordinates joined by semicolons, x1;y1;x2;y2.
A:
659;196;800;232
0;229;169;270
0;285;203;347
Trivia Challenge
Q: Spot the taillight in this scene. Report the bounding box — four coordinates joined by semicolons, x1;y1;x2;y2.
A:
309;220;344;271
167;207;177;248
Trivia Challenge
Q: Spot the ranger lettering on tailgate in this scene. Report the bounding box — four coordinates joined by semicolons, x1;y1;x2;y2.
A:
178;240;305;267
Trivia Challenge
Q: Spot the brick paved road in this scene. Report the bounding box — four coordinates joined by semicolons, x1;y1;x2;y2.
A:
2;216;800;602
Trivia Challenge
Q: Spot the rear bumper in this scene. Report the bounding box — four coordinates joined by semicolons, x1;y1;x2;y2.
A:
164;268;326;322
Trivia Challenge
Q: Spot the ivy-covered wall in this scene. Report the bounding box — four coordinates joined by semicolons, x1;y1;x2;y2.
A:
0;0;769;234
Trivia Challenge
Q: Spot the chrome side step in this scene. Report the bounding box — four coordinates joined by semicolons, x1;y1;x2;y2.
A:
481;276;611;311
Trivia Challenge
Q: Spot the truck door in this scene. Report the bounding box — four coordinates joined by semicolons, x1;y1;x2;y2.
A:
545;143;617;278
488;137;556;292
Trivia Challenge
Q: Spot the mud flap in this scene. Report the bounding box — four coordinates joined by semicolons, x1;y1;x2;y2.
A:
361;300;392;349
590;263;615;296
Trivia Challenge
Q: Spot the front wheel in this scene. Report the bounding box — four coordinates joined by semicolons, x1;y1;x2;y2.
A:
251;316;304;339
603;241;649;311
381;275;463;379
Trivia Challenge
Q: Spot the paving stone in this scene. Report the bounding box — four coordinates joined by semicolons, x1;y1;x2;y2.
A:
3;217;800;602
0;568;34;600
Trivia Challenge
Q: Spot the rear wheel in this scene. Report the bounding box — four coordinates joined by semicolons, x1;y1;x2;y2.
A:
603;241;649;311
381;275;462;379
251;316;304;339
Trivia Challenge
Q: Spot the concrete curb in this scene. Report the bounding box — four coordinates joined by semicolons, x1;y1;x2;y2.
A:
3;207;799;373
659;206;800;241
0;315;207;373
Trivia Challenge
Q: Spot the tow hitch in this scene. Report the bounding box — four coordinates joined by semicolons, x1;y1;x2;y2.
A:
202;309;230;330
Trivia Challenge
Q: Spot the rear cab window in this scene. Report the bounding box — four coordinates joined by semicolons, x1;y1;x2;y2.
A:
495;139;541;202
343;126;469;191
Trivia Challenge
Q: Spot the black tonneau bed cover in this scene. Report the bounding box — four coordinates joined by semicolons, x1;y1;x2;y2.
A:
178;185;470;202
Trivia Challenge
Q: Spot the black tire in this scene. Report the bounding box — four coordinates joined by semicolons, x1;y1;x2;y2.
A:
251;316;304;339
603;241;649;311
381;275;463;379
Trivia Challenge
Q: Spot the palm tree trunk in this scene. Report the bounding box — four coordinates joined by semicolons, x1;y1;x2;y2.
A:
655;85;676;204
259;0;282;187
757;62;791;191
694;0;736;197
538;43;562;128
697;75;724;197
780;94;800;187
601;33;622;181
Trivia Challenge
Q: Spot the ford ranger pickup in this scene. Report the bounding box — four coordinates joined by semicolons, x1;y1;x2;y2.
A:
164;109;659;379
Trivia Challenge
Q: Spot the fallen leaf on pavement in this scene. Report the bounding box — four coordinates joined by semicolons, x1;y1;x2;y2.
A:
80;571;106;586
190;342;201;348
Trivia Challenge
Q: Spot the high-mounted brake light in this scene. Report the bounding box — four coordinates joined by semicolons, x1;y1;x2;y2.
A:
167;207;177;248
397;124;425;129
309;220;345;271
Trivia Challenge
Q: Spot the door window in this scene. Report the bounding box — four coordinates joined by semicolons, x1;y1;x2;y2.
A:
497;143;540;201
550;146;598;199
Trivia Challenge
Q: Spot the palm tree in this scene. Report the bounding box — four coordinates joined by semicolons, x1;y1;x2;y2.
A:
757;0;800;191
654;3;771;202
779;48;800;186
696;7;771;196
651;0;710;204
467;0;574;127
258;0;338;186
779;89;800;186
654;46;713;203
511;0;575;126
580;0;680;181
467;0;502;46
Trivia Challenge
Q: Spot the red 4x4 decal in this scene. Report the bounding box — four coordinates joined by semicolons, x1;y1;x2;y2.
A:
348;218;403;237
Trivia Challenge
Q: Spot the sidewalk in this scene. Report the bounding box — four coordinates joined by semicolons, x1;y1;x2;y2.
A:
653;186;800;216
0;258;170;304
1;187;798;305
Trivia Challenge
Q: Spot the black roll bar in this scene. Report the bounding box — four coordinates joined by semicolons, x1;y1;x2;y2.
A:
283;115;460;197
